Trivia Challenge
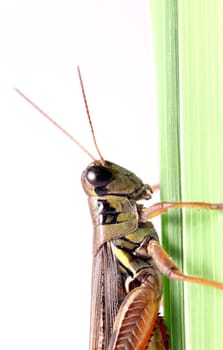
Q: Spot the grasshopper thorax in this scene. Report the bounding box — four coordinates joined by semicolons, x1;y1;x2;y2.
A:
81;160;153;201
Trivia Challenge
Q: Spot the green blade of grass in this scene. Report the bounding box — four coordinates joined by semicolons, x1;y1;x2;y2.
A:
149;1;223;350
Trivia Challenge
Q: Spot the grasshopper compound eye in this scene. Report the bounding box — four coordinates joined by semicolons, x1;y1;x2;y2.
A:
86;166;113;187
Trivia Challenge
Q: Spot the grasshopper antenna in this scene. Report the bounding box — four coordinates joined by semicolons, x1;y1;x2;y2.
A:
14;68;104;163
77;66;104;164
14;87;96;160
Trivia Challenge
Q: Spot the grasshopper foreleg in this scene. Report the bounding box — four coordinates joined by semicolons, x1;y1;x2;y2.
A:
142;201;223;220
151;184;160;193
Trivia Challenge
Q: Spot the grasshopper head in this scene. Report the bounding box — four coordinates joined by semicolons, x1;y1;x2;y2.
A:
81;160;152;201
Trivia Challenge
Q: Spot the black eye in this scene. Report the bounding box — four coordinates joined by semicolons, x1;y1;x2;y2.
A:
86;166;113;187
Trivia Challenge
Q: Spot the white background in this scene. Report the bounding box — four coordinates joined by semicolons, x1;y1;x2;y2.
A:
0;1;159;349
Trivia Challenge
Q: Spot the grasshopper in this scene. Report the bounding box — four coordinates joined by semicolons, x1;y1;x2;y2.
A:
15;67;223;350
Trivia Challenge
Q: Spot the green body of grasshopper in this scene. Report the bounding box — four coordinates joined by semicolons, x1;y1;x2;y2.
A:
82;160;170;350
82;159;223;350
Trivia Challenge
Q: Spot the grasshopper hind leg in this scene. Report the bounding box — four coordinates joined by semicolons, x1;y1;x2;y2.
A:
108;268;167;350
